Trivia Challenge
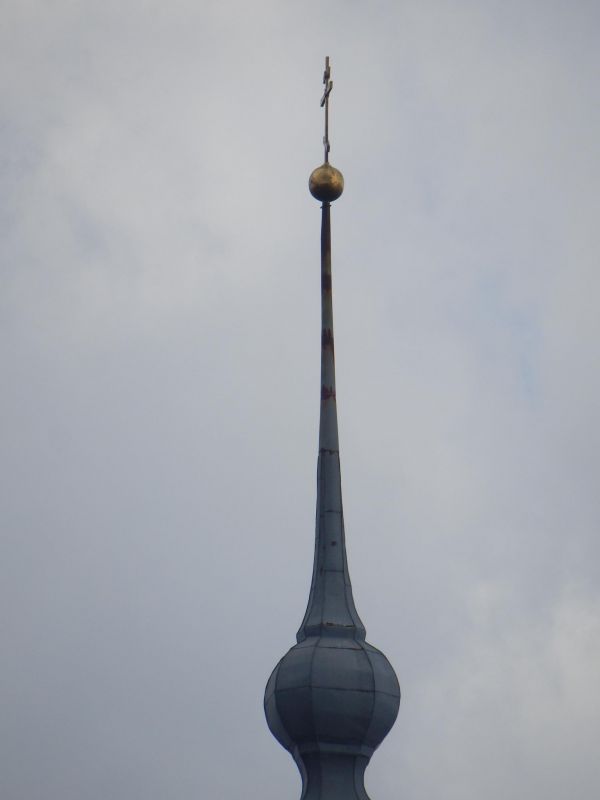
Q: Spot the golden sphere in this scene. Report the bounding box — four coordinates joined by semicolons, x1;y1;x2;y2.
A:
309;163;344;202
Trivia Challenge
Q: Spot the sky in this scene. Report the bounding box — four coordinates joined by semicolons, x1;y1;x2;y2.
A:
1;1;599;798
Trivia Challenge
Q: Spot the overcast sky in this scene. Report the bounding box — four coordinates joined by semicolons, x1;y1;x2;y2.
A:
2;2;599;799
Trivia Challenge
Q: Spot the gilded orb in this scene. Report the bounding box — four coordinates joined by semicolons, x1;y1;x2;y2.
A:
309;163;344;202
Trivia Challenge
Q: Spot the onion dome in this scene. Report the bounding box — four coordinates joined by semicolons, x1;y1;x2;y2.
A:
265;637;399;759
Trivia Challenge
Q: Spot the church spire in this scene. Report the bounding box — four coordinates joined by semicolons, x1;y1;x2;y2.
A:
297;62;363;643
265;58;400;800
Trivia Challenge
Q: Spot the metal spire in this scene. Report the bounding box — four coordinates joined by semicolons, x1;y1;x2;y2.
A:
264;57;400;800
297;57;363;642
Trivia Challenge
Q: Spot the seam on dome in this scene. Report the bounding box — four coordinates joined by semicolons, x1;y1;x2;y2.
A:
308;634;322;750
275;684;398;698
358;639;377;749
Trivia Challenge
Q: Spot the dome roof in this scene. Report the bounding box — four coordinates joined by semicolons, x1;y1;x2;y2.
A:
265;635;399;757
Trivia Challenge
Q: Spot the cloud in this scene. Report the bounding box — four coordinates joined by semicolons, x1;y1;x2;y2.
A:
1;2;599;799
394;584;600;800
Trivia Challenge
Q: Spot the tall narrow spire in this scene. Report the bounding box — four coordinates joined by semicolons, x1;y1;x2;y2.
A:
265;58;400;800
297;105;363;643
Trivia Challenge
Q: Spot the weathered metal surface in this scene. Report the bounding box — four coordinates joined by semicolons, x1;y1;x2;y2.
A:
265;57;400;800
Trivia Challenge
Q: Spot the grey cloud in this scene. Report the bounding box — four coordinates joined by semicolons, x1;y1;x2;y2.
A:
1;2;599;799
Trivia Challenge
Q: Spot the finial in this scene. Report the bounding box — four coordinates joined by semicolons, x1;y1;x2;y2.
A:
321;56;333;163
309;56;344;203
